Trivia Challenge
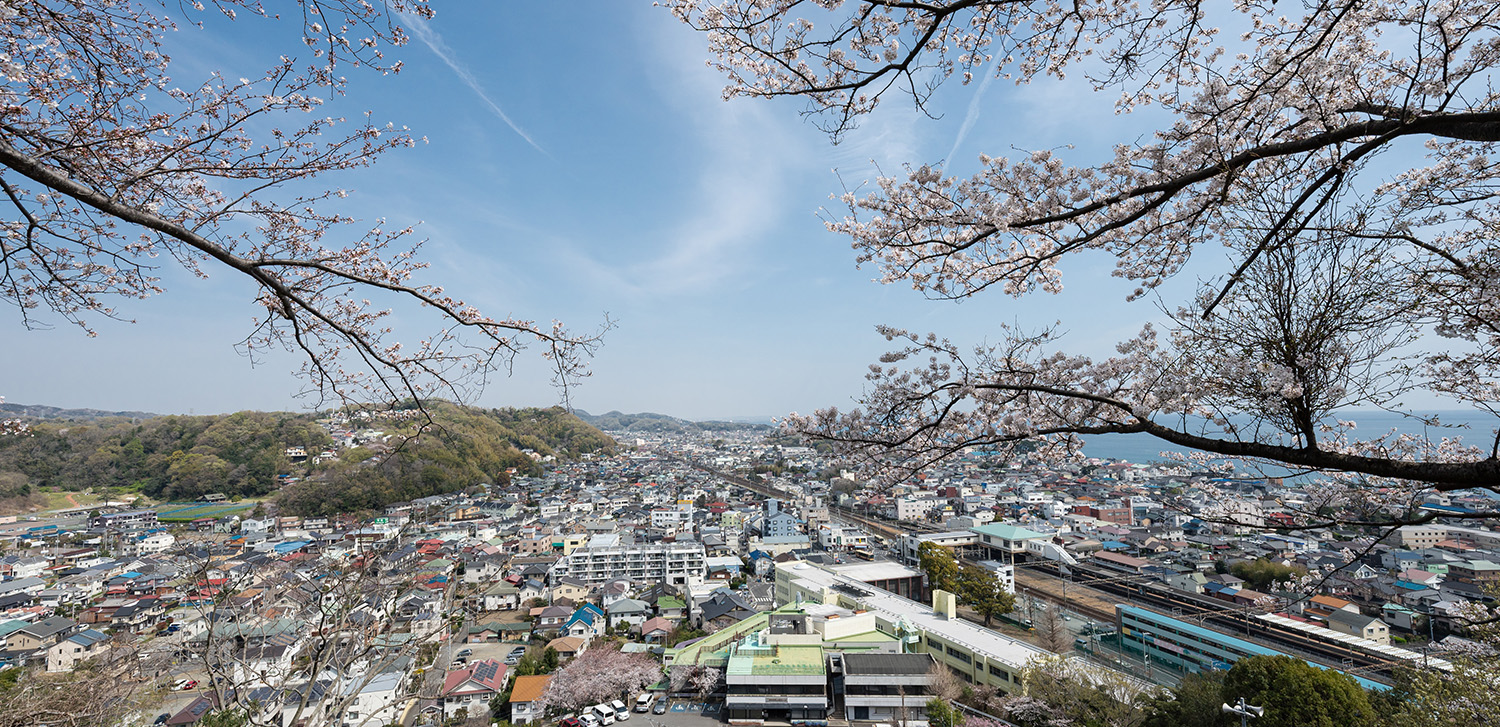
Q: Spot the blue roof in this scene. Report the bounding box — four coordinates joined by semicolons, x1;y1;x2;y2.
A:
1421;504;1475;514
1394;581;1430;591
1118;605;1389;691
1100;541;1131;550
272;540;313;554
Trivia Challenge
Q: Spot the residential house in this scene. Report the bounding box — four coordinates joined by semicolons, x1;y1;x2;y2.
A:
1325;610;1392;645
533;605;572;633
606;598;652;631
551;576;590;603
481;581;521;612
695;589;757;630
343;669;407;726
638;616;674;643
46;628;110;672
442;660;509;720
563;604;606;640
509;674;553;725
8;616;77;653
546;635;587;659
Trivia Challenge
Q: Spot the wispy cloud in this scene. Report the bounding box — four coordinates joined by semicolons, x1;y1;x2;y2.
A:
944;54;1001;168
405;20;546;154
554;14;808;299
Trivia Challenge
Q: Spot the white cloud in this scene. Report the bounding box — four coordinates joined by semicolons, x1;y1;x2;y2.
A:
405;19;547;154
555;13;811;299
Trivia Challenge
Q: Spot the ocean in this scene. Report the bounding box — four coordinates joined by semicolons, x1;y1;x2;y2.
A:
1077;409;1498;466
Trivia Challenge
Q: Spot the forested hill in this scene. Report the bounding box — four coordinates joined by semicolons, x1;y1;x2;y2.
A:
573;409;771;433
0;403;615;514
277;403;616;516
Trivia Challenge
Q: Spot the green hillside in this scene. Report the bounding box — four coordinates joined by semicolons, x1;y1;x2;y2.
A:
276;403;617;516
0;403;615;515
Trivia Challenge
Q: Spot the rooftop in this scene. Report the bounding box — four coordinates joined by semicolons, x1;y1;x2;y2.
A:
842;652;935;675
783;562;1049;670
830;561;923;582
726;642;826;677
971;523;1050;541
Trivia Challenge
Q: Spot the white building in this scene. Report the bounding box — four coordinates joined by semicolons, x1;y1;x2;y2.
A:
136;531;176;555
46;629;109;672
550;542;706;586
818;523;869;551
895;497;940;522
342;670;407;726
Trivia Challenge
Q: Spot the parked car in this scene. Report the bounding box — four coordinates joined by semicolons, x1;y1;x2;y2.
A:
635;693;656;713
592;704;617;726
153;714;170;725
579;714;600;727
180;680;198;690
652;701;668;715
560;718;583;727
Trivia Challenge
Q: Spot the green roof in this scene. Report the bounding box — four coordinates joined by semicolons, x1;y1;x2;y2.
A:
824;629;897;645
657;596;686;610
668;611;771;667
727;644;826;677
971;522;1049;541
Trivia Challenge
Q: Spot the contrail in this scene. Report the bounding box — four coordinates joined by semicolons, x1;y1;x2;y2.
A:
944;54;1001;168
406;20;547;154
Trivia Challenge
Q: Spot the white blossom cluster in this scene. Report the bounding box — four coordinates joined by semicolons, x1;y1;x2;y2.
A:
681;0;1500;504
0;0;605;408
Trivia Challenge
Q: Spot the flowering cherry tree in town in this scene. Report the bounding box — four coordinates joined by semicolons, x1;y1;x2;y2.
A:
1;1;604;409
670;0;1500;530
535;645;663;712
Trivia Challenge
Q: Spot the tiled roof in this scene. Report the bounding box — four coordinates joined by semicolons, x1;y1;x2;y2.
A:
510;674;552;703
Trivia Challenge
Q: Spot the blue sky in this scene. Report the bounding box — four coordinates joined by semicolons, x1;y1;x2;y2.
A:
4;2;1196;420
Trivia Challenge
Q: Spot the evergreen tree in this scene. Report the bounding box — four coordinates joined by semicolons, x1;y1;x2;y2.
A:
954;563;1015;627
918;542;960;594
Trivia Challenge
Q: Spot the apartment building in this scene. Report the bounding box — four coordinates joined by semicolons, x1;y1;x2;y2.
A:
550;540;706;586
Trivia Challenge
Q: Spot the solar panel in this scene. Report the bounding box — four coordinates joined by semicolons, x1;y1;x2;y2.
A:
475;662;498;681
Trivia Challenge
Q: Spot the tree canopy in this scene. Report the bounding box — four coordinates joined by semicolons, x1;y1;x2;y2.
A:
0;402;614;511
671;0;1500;530
1220;656;1374;727
918;541;959;594
956;562;1016;627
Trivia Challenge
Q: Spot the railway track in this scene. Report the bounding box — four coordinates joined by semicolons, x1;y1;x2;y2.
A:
1021;561;1402;681
666;452;1407;682
809;502;1406;681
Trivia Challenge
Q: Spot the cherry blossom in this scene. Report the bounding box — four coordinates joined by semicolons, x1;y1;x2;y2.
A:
1;1;607;411
536;645;662;712
675;0;1500;512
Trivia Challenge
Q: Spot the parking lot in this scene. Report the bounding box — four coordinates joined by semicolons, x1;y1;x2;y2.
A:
450;641;527;667
635;700;724;727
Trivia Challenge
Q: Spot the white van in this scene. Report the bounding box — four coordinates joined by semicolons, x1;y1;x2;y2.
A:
592;704;616;726
635;693;656;713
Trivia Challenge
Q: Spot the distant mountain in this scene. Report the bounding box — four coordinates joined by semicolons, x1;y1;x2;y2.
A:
0;401;158;421
572;409;772;433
